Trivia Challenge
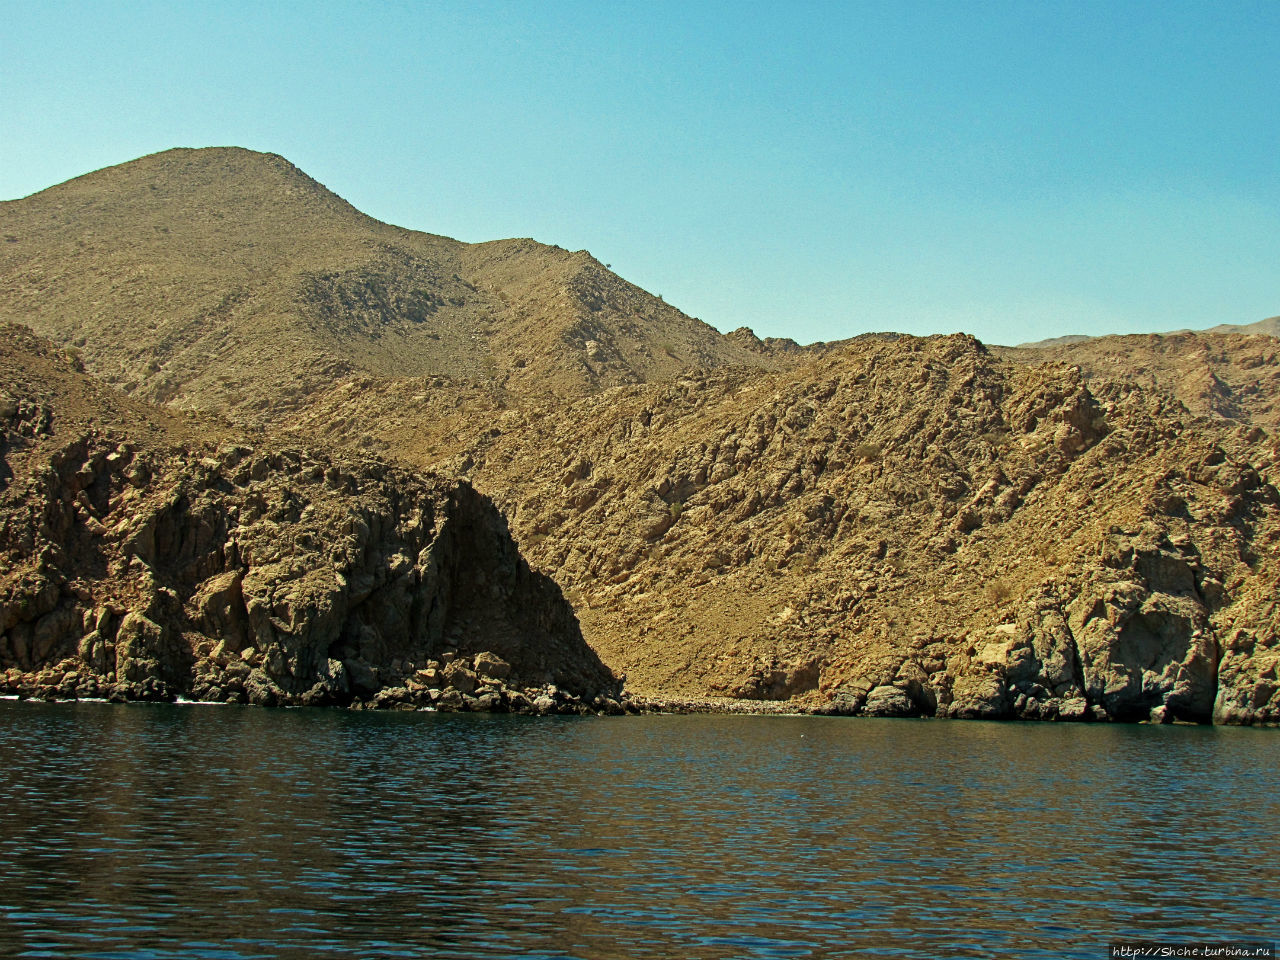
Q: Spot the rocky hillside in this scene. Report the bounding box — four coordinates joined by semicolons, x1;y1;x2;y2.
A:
4;150;1279;725
429;334;1279;725
1007;331;1280;430
0;147;782;422
0;325;619;711
267;330;1280;725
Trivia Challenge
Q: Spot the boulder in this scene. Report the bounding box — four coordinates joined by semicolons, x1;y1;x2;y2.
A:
1214;629;1280;725
443;661;479;695
862;684;919;718
473;651;512;681
946;674;1011;720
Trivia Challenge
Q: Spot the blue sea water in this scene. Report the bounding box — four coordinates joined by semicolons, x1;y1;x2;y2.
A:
0;701;1276;959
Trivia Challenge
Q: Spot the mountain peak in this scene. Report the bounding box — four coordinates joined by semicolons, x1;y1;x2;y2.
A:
7;145;372;233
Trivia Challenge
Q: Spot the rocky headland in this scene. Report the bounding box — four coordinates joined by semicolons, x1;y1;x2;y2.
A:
0;325;619;713
2;148;1278;724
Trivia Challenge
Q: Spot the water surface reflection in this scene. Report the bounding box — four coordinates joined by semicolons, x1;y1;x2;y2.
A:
0;704;1275;958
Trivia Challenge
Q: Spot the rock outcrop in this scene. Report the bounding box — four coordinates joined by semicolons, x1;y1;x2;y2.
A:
0;330;618;711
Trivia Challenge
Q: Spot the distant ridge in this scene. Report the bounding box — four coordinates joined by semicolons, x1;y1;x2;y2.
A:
1012;334;1093;349
1015;315;1280;349
1199;315;1280;337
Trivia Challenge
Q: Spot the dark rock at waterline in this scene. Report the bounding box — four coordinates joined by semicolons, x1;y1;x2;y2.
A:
861;685;921;718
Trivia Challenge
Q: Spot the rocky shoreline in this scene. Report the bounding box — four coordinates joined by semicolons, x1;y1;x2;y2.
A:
0;365;620;716
0;648;627;715
5;672;1276;726
3;419;1277;727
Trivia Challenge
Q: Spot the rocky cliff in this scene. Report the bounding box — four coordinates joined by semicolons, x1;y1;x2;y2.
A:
0;326;619;711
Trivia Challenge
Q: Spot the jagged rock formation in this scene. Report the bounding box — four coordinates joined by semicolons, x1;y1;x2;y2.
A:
0;326;618;711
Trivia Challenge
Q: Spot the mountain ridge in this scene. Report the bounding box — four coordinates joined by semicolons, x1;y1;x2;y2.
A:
3;148;1280;725
1;146;785;419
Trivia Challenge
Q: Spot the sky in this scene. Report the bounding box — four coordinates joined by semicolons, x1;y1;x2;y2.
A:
2;0;1277;345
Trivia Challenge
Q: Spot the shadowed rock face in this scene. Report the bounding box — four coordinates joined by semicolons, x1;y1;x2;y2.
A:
0;430;618;711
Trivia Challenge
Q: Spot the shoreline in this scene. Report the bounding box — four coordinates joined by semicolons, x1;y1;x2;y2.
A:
3;689;1276;727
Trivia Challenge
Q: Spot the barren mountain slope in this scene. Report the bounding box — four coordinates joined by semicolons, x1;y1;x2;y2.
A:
273;332;1280;724
6;151;1280;725
0;324;617;710
1006;331;1280;430
0;148;778;421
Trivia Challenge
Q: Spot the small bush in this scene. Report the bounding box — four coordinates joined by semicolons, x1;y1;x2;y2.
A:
853;442;882;461
983;579;1015;606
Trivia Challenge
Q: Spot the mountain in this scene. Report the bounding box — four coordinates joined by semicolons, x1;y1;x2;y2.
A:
231;322;1280;724
3;149;1280;725
0;147;783;420
430;333;1280;724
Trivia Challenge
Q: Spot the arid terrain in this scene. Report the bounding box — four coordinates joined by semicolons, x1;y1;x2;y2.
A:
3;147;1277;723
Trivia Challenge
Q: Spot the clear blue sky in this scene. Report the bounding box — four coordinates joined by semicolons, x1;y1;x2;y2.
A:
3;0;1277;345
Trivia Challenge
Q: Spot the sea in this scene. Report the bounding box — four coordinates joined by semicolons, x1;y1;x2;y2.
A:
0;700;1276;959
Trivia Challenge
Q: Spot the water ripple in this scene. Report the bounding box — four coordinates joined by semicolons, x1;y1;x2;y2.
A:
0;704;1277;958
